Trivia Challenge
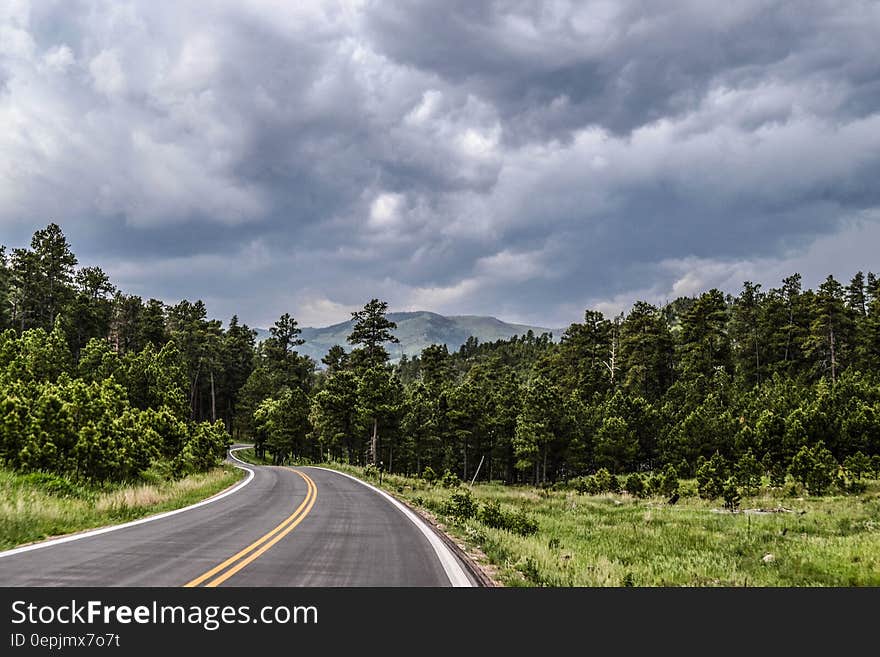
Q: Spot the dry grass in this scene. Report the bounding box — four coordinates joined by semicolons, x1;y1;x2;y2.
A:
0;466;243;550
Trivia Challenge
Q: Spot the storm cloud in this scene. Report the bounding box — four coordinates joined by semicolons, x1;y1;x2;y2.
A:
1;0;878;328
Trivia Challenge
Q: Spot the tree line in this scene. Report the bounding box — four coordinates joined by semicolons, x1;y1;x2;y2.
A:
2;223;879;496
0;224;234;481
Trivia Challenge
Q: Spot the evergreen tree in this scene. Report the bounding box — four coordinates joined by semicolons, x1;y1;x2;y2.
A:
730;281;765;387
619;301;674;400
321;345;348;374
679;289;732;384
805;275;853;384
347;299;399;368
309;370;360;462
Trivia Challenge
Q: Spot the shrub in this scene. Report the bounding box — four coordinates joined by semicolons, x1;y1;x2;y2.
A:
788;443;838;495
570;475;598;495
443;489;477;520
625;473;646;498
696;452;728;500
722;477;741;511
476;500;539;536
594;468;612;493
18;472;86;498
766;456;787;488
477;499;506;528
422;466;438;483
657;464;679;497
734;449;762;495
608;473;620;493
440;468;461;488
173;421;229;476
843;452;871;481
509;508;539;536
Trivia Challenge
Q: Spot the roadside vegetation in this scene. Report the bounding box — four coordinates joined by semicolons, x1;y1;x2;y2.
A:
234;447;274;466
0;465;242;550
3;223;879;585
319;462;880;586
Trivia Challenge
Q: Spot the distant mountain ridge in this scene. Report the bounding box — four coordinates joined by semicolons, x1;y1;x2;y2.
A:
256;311;561;363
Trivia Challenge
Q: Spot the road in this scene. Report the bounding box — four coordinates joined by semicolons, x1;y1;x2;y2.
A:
0;450;476;587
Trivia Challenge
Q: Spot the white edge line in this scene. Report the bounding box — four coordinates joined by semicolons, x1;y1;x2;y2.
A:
309;466;474;588
0;447;255;560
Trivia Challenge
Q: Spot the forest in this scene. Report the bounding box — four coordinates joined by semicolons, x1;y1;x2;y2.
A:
1;223;879;501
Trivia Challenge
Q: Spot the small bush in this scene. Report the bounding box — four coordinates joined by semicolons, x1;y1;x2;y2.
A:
608;473;620;493
421;466;438;483
570;475;599;495
594;468;613;493
625;473;646;498
768;460;787;488
518;556;543;585
734;450;762;495
657;464;679;497
789;443;838;495
509;508;539;536
697;452;728;500
843;452;871;481
443;489;477;520
476;500;539;536
440;468;461;488
722;477;741;511
477;499;505;528
18;472;87;499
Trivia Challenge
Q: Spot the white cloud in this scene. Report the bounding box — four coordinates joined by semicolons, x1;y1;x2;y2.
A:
405;89;442;125
295;296;359;327
42;44;75;72
89;49;127;97
368;192;404;229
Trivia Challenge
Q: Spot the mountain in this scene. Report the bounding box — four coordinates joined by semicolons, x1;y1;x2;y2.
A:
255;311;562;364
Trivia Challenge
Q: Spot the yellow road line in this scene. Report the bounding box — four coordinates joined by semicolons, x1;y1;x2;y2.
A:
184;469;317;587
204;470;317;587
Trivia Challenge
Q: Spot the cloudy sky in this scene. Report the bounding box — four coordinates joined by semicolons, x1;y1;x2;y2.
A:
1;1;879;329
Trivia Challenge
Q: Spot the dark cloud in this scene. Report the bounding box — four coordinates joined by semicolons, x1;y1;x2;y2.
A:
1;0;878;329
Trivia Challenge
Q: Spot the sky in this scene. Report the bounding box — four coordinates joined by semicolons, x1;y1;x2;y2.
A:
1;1;879;329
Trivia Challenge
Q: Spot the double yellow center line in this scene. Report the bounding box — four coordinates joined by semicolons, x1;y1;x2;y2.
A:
184;468;317;587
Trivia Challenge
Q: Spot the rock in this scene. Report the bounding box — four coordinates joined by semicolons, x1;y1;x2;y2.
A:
762;553;775;564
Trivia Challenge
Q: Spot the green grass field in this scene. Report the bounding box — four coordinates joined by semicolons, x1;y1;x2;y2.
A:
320;464;880;587
0;465;243;551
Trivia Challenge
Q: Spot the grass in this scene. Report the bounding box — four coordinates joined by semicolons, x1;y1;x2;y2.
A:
233;447;274;465
313;462;880;587
0;465;244;551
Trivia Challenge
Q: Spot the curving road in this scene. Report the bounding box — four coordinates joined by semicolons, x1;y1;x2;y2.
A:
0;449;476;587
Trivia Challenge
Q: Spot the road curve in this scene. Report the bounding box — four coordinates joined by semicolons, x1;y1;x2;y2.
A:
0;450;477;587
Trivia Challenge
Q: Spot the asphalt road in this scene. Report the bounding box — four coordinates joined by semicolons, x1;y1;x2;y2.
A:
0;451;476;587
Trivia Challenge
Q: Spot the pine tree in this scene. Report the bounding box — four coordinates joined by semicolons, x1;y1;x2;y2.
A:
679;289;732;384
556;309;611;398
730;281;765;387
347;299;399;368
321;345;348;374
620;301;674;400
30;223;78;330
310;370;360;462
805;276;853;384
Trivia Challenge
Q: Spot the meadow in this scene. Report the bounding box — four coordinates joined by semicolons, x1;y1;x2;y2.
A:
317;463;880;587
